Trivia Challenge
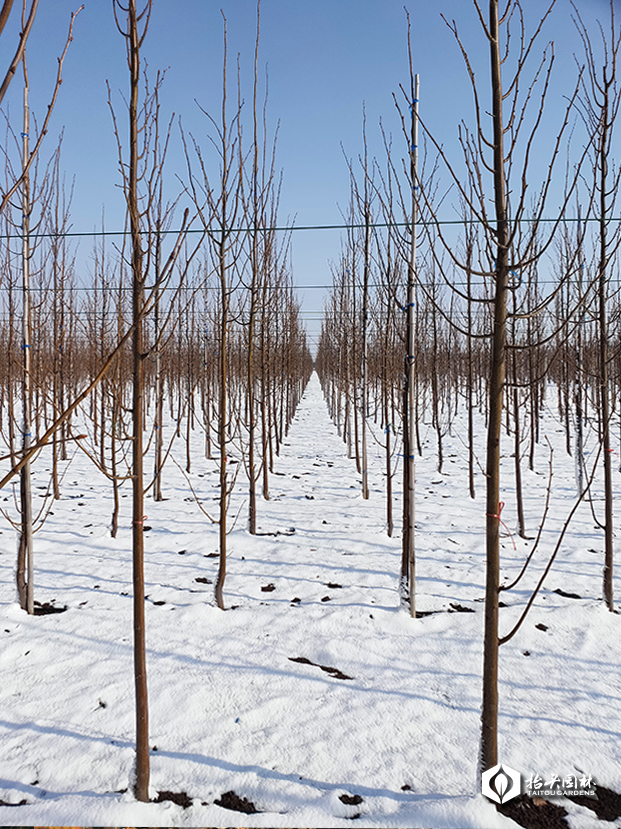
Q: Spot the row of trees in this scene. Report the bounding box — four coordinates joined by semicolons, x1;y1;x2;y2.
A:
2;0;618;804
317;0;620;782
0;0;312;801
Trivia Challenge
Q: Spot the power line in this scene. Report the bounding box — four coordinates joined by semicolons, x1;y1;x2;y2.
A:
0;277;608;294
0;215;619;241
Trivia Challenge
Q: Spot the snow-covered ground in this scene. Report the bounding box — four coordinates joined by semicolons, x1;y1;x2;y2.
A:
0;372;620;828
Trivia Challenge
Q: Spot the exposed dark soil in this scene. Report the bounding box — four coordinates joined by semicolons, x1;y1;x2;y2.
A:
553;588;582;599
448;602;475;613
154;789;193;809
0;797;27;806
535;623;549;631
33;601;67;615
195;577;212;584
261;583;276;592
326;582;342;588
565;784;621;821
289;655;353;680
497;794;569;829
214;789;258;814
340;793;363;805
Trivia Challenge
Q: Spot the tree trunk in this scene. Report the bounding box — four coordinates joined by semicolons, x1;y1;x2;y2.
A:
481;0;508;775
215;234;228;611
126;0;150;801
18;56;34;615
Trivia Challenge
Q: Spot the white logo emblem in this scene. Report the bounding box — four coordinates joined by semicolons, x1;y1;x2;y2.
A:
482;764;521;804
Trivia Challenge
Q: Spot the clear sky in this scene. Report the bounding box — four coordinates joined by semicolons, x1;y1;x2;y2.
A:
0;0;615;350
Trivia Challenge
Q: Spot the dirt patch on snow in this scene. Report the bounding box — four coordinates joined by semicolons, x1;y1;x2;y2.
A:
497;794;569;829
565;784;621;821
154;789;193;809
34;601;67;615
214;789;258;813
289;655;353;680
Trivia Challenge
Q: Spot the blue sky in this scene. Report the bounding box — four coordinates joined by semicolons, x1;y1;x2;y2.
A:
0;0;614;348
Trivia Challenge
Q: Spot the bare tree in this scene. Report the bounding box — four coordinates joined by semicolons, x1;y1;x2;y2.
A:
415;0;586;774
573;0;621;611
110;0;195;800
183;12;245;610
112;0;153;800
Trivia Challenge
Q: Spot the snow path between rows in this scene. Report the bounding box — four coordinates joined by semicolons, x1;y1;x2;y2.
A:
0;372;620;828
